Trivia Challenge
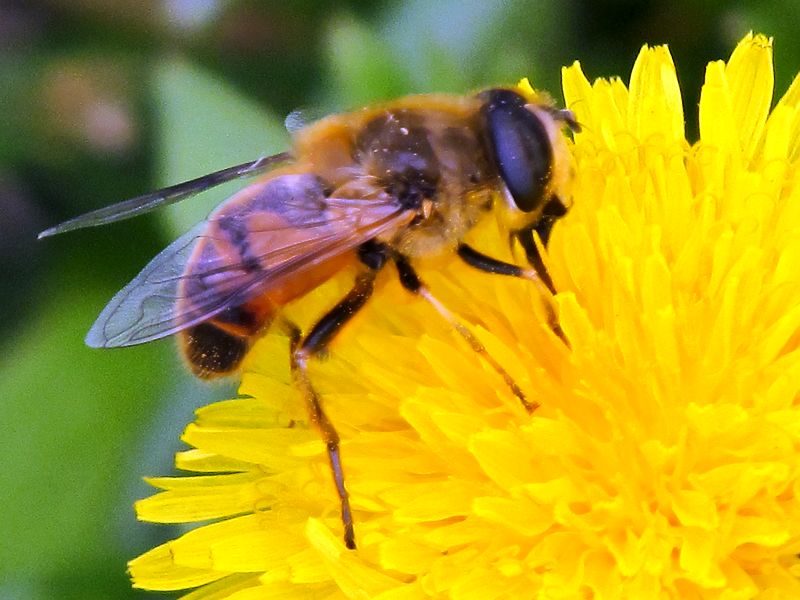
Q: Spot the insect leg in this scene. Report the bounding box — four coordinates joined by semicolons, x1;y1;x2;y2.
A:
394;254;538;414
456;243;567;344
514;195;568;295
289;241;388;550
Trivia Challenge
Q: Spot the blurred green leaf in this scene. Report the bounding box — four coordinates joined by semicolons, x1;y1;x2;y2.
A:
380;0;512;91
0;259;171;579
377;0;568;95
325;15;415;107
154;57;288;236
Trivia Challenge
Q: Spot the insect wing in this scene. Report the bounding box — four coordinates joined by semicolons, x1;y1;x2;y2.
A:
284;107;329;134
38;154;291;239
86;173;409;348
85;221;206;347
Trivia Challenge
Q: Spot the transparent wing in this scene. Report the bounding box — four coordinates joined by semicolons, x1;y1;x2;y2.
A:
38;154;291;239
284;107;329;134
85;173;408;348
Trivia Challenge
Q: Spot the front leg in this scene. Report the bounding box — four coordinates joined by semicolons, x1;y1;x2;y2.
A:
514;195;569;295
457;195;568;293
456;243;566;344
394;254;538;413
456;243;527;278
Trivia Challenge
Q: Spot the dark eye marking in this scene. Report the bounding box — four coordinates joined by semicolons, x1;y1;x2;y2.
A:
482;89;553;213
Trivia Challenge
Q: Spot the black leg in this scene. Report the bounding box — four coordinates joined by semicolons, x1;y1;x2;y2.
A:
457;243;525;277
288;241;388;550
515;195;568;295
299;271;378;354
394;255;538;413
456;243;567;345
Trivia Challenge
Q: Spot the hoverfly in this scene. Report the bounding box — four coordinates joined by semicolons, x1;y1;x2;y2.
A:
39;82;578;549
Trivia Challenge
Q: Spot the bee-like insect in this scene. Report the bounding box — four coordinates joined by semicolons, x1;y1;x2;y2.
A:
40;82;577;549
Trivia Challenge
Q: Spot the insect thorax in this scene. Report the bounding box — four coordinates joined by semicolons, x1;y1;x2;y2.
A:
354;107;497;258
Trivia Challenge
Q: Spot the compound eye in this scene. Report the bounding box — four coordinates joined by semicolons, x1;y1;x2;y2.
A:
482;89;553;213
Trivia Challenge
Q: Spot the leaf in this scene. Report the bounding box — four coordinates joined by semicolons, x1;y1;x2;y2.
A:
154;57;288;236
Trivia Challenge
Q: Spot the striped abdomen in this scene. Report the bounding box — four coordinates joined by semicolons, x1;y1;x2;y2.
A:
175;172;356;378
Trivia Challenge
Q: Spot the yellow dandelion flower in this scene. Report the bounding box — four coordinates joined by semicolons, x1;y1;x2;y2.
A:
130;33;800;598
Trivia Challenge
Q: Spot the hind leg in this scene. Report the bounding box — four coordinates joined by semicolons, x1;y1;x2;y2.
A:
287;242;388;549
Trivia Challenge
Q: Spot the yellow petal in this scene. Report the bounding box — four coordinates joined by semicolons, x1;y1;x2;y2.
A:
306;518;400;598
773;71;800;162
129;543;230;591
561;61;594;132
628;44;684;144
136;472;264;523
699;60;737;155
726;32;774;163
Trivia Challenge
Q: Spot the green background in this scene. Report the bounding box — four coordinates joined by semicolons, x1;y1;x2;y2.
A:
1;1;796;598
